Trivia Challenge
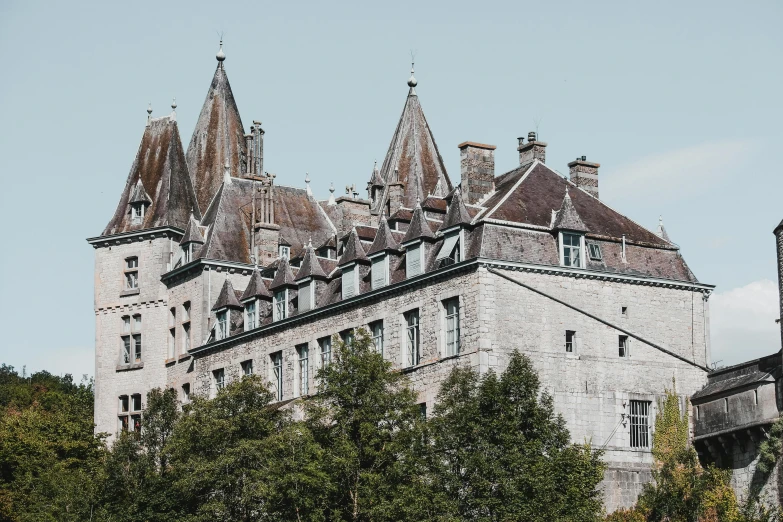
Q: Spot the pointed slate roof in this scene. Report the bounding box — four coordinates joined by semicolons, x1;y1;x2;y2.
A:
179;214;205;245
269;257;296;290
372;81;452;212
439;188;471;231
553;187;588;232
240;268;272;301
656;216;671;242
369;161;383;186
186;62;247;212
338;228;369;265
367;217;400;256
295;243;328;281
103;117;200;236
212;278;242;310
129;179;152;204
402;203;435;243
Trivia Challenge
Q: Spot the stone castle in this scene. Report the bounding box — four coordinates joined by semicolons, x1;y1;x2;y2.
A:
89;42;726;511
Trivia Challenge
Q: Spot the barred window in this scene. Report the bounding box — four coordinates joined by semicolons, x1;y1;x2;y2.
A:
629;400;651;448
271;352;283;401
370;320;384;356
297;344;309;396
444;298;460;356
405;310;420;367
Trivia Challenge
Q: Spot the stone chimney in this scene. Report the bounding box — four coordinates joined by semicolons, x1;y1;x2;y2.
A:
568;156;600;199
517;131;547;165
458;142;496;205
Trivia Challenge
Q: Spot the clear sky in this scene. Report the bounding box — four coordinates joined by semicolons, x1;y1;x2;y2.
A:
1;0;781;378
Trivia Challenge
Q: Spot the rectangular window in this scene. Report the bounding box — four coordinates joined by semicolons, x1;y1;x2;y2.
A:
279;245;290;260
319;336;332;367
213;368;225;396
216;310;228;340
297;344;309;396
182;323;191;354
370;320;384;355
444;298;460;357
131;393;142;412
182;244;192;264
588;242;602;261
245;300;257;330
123;316;131;333
271;352;283;401
724;397;729;413
371;256;388;290
342;265;356;299
133;314;142;332
299;282;313;312
629;400;651;448
696;405;700;420
340;329;354;346
419;402;427;419
168;328;175;359
121;335;131;364
131;414;142;434
241;360;253;377
619;335;629;358
119;415;129;432
274;290;287;321
621;306;628;317
406;243;422;277
169;307;176;327
183;301;191;322
436;233;460;266
124;257;139;290
182;383;190;403
405;309;420;367
133;334;142;363
754;389;759;406
119;395;129;413
561;233;582;268
565;330;576;353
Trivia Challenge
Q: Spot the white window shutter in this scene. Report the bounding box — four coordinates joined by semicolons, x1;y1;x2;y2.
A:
371;256;387;290
342;265;355;298
406;243;421;277
299;281;312;312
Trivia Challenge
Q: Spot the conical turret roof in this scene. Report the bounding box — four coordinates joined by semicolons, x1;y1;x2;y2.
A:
553;187;588;232
179;214;205;245
102;116;200;236
439;188;471;231
212;278;242;310
372;78;452;212
186;61;247;212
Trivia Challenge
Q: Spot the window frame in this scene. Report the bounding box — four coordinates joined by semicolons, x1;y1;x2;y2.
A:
279;245;290;260
216;310;228;340
130;202;146;224
212;368;225;397
342;264;357;299
297;343;309;397
245;299;257;331
405;242;423;278
405;309;420;367
559;232;585;268
124;257;139;291
619;335;629;358
318;336;332;368
629;400;651;449
371;255;389;290
181;383;190;403
444;298;460;357
565;330;576;353
270;352;283;401
274;290;288;321
370;320;384;356
587;242;602;261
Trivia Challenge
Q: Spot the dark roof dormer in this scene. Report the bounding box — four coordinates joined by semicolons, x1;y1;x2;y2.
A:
338;228;370;266
240;268;272;301
179;214;205;246
269;257;297;290
367;217;401;256
402;202;436;244
553;187;588;232
439;188;471;232
212;279;242;311
295;242;328;282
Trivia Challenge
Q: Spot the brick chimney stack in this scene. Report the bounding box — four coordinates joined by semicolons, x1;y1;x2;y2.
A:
458;141;496;205
517;131;547;165
568;156;600;199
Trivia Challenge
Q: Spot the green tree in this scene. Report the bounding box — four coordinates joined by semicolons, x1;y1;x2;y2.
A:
305;330;438;522
167;374;329;521
428;350;605;522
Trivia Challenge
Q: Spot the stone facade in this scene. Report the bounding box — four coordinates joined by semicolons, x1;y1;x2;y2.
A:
90;44;717;513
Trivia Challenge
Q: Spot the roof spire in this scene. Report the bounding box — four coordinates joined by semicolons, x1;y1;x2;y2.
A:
171;97;177;120
216;38;226;65
407;60;417;95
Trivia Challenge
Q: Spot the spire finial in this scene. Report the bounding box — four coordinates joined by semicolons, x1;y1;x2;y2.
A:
659;215;664;226
416;195;421;208
308;236;312;248
147;102;153;115
407;62;418;90
327;182;336;206
223;157;232;184
216;38;226;63
171;97;177;111
305;172;312;196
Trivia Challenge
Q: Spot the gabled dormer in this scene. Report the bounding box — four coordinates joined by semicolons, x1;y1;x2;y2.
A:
401;201;436;278
240;267;272;331
269;257;296;321
294;241;328;313
129;179;152;225
436;188;471;267
366;216;401;290
211;279;243;341
178;214;205;265
553;186;588;268
337;228;369;299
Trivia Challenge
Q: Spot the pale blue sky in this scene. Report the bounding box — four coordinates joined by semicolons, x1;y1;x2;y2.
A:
1;0;781;377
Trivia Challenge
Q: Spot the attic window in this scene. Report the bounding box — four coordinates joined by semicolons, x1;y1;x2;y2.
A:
131;203;146;224
588;243;602;261
560;232;583;268
279;245;290;260
182;244;193;264
216;310;228;340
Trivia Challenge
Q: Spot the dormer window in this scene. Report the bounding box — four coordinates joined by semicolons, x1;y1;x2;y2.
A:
436;232;462;267
279;245;290;260
216;310;228;340
371;255;388;290
244;300;257;331
298;281;314;312
559;232;584;268
588;243;602;261
406;242;423;277
273;290;287;321
342;265;357;299
182;244;194;264
131;202;146;224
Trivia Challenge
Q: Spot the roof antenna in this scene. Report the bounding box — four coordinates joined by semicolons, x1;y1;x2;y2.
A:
533;117;543;139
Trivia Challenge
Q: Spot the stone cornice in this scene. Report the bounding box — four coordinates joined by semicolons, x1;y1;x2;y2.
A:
86;226;184;248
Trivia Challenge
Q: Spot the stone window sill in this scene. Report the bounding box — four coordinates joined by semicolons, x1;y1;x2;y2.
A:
120;288;140;297
116;362;144;372
165;358;177;367
178;353;192;362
